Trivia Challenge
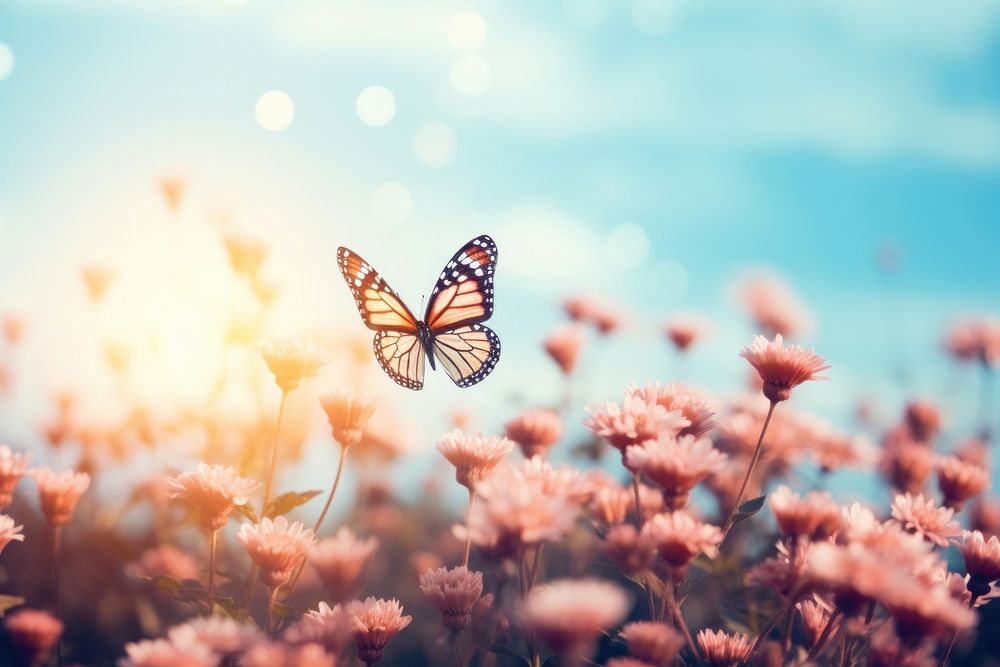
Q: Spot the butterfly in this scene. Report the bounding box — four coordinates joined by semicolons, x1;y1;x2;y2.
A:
337;235;500;390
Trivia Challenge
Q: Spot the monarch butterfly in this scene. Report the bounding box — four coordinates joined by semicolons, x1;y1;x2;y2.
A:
337;235;500;390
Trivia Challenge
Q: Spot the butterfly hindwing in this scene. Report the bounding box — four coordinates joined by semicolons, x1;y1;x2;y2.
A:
424;235;497;332
373;330;425;390
337;246;419;333
431;323;501;388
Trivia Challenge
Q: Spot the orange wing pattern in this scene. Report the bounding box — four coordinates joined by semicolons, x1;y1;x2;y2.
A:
337;247;419;333
373;330;425;390
425;235;497;332
432;324;500;388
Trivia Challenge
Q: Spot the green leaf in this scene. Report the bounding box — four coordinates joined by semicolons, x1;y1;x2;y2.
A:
733;494;768;524
265;490;323;518
235;503;259;523
0;595;25;617
148;575;183;595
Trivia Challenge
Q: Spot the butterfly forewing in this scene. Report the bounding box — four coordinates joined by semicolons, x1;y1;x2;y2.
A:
432;324;501;388
337;247;419;333
424;235;497;332
373;330;425;390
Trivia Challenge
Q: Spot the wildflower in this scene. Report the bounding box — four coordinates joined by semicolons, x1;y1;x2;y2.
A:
585;396;689;456
437;430;514;490
543;324;584;375
166;463;260;531
419;566;484;633
564;295;624;334
3;609;63;667
903;399;940;442
504;409;563;459
889;493;961;547
284;601;352;655
589;484;631;525
30;467;90;527
644;511;723;576
812;429;875;473
747;540;815;599
319;388;379;447
796;598;838;648
130;544;200;581
936;455;989;510
607;659;658;667
168;617;261;657
626;381;716;438
346;597;412;666
879;437;934;493
240;641;335;667
237;516;315;587
740;334;829;403
960;530;1000;599
602;524;657;575
222;230;268;276
308;528;379;601
0;444;32;508
519;579;630;657
625;435;727;509
882;579;977;644
159;176;186;212
2;313;25;345
119;637;218;667
736;272;812;338
519;456;594;505
697;629;752;667
768;485;843;541
944;316;1000;366
259;338;331;392
0;514;24;555
81;264;116;303
621;621;684;665
664;313;708;352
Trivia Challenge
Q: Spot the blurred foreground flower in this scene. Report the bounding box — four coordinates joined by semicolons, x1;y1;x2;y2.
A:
119;636;217;667
736;272;813;338
31;467;90;528
3;608;63;667
222;230;268;277
504;409;563;459
543;325;583;375
621;621;684;666
80;265;116;304
663;313;709;353
0;514;25;555
309;528;379;601
0;444;32;508
418;565;484;633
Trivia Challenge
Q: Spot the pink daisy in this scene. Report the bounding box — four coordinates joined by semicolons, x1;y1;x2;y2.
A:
166;463;260;531
889;493;961;547
740;334;829;403
346;597;412;666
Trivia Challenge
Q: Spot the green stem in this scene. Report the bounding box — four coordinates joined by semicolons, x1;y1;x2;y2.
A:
207;529;218;615
462;489;475;568
265;585;280;634
722;400;777;537
260;390;289;518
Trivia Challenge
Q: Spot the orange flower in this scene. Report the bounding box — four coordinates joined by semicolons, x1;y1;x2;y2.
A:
259;338;331;393
626;381;716;438
740;334;829;403
504;409;563;459
889;493;960;547
166;463;260;531
543;325;584;375
0;514;25;555
437;430;514;490
319;389;379;447
222;230;268;276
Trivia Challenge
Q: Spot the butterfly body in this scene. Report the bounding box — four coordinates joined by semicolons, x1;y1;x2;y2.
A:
337;235;500;390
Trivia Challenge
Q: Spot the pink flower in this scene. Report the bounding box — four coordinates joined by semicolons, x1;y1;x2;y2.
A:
621;621;684;665
643;511;723;574
519;456;594;506
626;381;716;438
504;409;564;459
130;544;200;581
119;637;218;667
768;485;843;541
2;313;25;345
166;463;260;531
960;530;1000;598
736;272;813;338
0;445;32;508
936;455;989;510
889;493;961;547
168;617;261;657
796;598;838;648
259;338;331;392
903;399;941;442
748;540;815;599
284;602;352;656
740;334;829;403
879;435;934;494
237;516;315;587
418;565;484;632
308;528;379;601
319;388;379;447
0;514;25;555
518;579;630;656
30;466;90;527
3;608;63;667
543;325;584;375
240;641;334;667
563;295;624;335
697;629;752;667
585;396;690;457
346;597;412;665
601;524;656;575
624;434;727;509
437;430;514;490
663;313;709;352
944;316;1000;367
589;484;631;525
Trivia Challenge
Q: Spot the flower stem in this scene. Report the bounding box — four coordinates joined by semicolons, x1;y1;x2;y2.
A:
631;473;657;618
207;529;218;615
265;585;280;634
722;400;777;537
462;489;475;568
666;581;699;661
804;609;842;664
53;525;63;667
260;389;289;518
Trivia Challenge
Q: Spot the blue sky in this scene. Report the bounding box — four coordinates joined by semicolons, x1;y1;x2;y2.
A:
0;0;998;505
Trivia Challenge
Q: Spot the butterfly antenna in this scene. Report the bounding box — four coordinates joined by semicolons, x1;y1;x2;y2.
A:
420;294;426;314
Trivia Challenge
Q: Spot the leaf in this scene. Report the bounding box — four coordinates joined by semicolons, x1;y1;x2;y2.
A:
146;575;183;595
235;503;259;523
488;642;530;666
733;494;768;524
0;595;24;617
265;490;323;518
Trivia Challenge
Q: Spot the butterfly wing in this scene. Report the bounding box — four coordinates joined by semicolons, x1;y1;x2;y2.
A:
337;246;420;333
424;235;497;332
373;330;425;390
431;324;501;388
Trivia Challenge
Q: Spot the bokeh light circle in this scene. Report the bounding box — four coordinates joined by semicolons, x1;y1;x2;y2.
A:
371;182;413;225
254;91;295;131
450;55;492;96
414;122;457;168
447;12;487;50
356;86;397;126
0;43;13;81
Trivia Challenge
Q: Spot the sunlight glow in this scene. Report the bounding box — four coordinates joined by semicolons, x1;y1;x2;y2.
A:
447;11;487;50
356;86;396;126
254;91;295;131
